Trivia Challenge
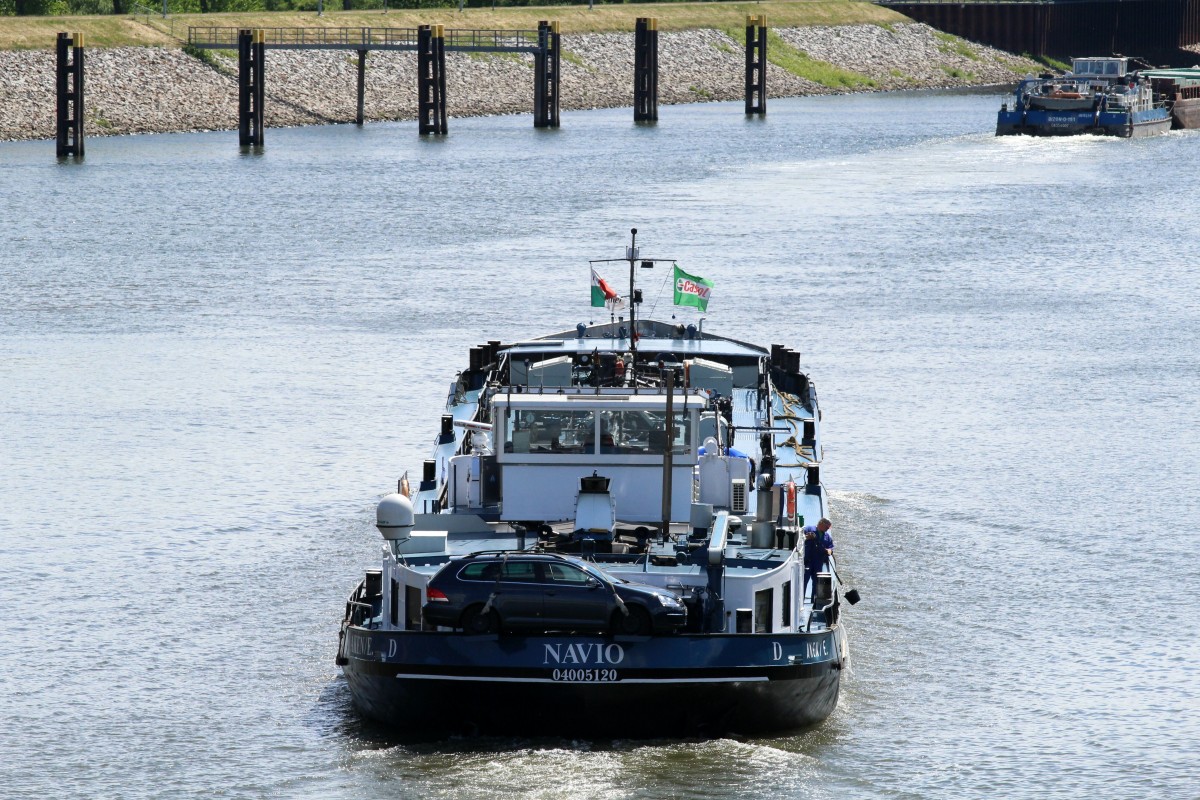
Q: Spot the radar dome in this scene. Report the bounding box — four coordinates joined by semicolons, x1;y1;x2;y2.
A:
376;493;415;540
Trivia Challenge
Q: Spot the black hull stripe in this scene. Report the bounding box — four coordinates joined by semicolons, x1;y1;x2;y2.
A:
346;660;837;681
392;673;770;684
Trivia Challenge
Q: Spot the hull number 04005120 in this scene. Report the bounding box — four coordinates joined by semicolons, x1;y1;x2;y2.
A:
551;668;619;682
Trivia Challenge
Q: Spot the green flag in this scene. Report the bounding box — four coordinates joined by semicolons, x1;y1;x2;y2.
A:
673;264;713;311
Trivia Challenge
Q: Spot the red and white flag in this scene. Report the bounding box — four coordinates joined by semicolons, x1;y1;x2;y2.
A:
591;267;626;310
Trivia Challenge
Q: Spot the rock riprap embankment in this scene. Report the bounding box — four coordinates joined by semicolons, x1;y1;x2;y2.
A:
0;23;1035;141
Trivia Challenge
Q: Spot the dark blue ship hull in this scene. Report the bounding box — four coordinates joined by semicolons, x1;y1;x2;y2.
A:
996;107;1172;137
340;627;844;739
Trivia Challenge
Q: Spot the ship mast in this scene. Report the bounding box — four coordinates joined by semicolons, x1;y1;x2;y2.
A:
627;228;639;385
590;228;673;388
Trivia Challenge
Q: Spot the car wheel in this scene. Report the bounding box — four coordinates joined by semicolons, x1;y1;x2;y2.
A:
612;605;652;636
462;605;499;635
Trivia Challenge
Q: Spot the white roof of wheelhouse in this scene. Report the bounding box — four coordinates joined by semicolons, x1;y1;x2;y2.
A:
494;391;710;410
502;338;766;359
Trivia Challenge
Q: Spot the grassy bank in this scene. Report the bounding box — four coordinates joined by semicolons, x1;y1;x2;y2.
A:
0;0;908;49
723;23;878;90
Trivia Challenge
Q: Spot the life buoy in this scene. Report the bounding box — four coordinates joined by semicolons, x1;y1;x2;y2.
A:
1051;91;1084;99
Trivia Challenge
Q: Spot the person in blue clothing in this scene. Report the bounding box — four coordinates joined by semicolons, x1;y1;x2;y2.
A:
802;518;835;603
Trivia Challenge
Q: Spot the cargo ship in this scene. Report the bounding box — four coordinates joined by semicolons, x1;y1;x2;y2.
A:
335;231;860;739
997;56;1172;137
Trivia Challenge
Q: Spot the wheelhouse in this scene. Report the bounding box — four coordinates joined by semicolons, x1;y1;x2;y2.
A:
1072;57;1127;78
495;389;708;523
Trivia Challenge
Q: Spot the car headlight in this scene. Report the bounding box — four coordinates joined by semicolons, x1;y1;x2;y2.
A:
658;594;684;609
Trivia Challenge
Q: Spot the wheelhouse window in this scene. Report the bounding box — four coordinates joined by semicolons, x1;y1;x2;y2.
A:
505;409;596;454
601;410;692;455
496;393;704;461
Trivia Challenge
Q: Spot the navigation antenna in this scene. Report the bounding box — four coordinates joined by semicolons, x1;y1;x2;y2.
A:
589;228;674;388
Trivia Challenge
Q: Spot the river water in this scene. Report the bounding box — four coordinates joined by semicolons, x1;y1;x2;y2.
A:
2;90;1197;799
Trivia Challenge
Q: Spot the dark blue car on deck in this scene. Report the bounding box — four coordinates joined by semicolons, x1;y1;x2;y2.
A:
422;552;686;635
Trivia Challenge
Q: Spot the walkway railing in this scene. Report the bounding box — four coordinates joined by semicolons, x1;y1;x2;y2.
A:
187;25;544;52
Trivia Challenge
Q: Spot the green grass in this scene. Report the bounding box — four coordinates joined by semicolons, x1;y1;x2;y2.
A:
689;85;713;100
998;55;1032;75
182;40;233;71
0;14;178;48
940;65;976;80
466;50;526;65
0;1;910;50
1028;53;1070;73
181;41;209;63
726;26;876;90
934;30;978;61
560;48;586;68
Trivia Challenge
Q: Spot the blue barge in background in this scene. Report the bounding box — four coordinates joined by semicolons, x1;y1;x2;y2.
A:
997;56;1173;137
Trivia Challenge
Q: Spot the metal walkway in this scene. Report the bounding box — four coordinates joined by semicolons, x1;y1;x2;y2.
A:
187;26;546;53
187;24;561;141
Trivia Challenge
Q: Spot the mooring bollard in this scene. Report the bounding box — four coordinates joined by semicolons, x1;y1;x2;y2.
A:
417;24;448;135
634;18;659;122
238;29;265;147
533;20;561;128
745;15;767;115
56;32;85;158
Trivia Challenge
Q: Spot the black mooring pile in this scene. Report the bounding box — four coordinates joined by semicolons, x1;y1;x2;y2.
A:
534;20;561;129
634;18;659;122
745;15;767;115
418;25;448;135
356;49;368;125
238;29;265;146
55;32;85;158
